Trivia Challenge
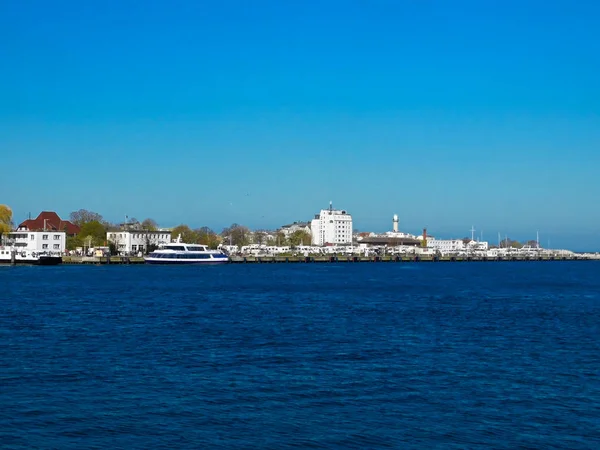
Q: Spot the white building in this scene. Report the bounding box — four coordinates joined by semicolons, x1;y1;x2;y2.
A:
425;237;489;254
426;238;466;253
5;231;66;254
279;221;311;238
466;240;489;251
107;230;172;255
310;202;353;246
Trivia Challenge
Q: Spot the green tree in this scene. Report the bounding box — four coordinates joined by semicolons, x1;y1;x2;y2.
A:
289;230;312;247
141;218;158;231
69;209;104;227
78;220;107;247
0;204;13;235
67;235;83;251
195;226;220;248
171;224;198;243
274;231;287;246
108;240;119;255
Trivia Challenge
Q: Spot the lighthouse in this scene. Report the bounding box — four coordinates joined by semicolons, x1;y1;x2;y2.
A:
393;214;399;232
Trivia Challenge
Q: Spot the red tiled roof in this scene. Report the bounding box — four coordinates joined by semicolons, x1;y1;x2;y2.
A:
18;211;81;235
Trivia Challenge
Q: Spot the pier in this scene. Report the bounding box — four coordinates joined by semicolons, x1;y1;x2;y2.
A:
59;255;597;265
228;255;593;263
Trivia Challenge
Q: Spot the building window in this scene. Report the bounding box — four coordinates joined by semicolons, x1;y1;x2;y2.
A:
53;244;60;249
54;235;60;240
43;235;48;240
30;235;35;240
42;244;48;249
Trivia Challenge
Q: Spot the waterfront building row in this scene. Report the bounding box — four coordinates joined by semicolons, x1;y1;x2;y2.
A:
2;208;582;259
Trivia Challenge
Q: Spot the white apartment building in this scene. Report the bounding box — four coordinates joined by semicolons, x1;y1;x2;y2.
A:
107;230;172;255
310;202;353;246
5;231;66;254
426;238;465;253
426;237;489;254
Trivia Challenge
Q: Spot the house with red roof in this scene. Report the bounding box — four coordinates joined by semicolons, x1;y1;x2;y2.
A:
17;211;80;236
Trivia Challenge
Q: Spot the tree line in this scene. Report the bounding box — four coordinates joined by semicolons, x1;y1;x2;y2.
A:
67;209;164;251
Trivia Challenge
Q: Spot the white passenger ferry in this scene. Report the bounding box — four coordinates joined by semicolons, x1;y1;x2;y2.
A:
144;236;229;265
0;244;62;265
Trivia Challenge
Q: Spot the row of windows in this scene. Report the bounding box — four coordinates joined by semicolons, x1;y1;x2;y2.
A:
38;235;62;240
40;244;61;249
109;233;170;240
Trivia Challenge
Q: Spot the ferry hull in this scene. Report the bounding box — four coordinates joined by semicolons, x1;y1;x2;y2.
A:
36;256;63;266
144;259;229;265
0;256;62;265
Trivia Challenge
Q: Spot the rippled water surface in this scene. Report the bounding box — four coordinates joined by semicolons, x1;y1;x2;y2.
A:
1;262;600;449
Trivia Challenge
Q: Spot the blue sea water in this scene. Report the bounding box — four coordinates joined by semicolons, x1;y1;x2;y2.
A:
1;262;599;449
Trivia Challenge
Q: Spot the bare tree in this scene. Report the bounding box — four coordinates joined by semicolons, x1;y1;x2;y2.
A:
70;209;103;226
254;231;267;245
221;223;250;247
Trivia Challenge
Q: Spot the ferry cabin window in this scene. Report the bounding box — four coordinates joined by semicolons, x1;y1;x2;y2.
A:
167;246;186;251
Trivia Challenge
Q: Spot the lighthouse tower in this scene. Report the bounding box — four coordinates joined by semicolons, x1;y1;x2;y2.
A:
393;214;399;233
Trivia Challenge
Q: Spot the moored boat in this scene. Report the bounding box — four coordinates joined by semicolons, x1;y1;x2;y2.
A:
144;236;229;265
0;246;62;265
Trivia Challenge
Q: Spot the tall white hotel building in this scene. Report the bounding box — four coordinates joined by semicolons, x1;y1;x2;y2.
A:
310;202;353;246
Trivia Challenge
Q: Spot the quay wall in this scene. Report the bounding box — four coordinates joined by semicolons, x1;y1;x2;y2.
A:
60;255;596;265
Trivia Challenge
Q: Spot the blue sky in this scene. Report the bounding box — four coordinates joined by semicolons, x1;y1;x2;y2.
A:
1;0;598;250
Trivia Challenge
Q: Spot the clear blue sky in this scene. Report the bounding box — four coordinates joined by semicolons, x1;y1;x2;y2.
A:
1;0;598;250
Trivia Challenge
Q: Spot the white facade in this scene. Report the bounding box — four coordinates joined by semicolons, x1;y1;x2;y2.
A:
426;238;465;253
426;237;490;254
310;203;353;246
466;240;489;251
6;231;66;254
107;230;171;255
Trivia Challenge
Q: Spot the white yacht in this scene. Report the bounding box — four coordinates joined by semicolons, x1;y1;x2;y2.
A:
144;236;229;265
